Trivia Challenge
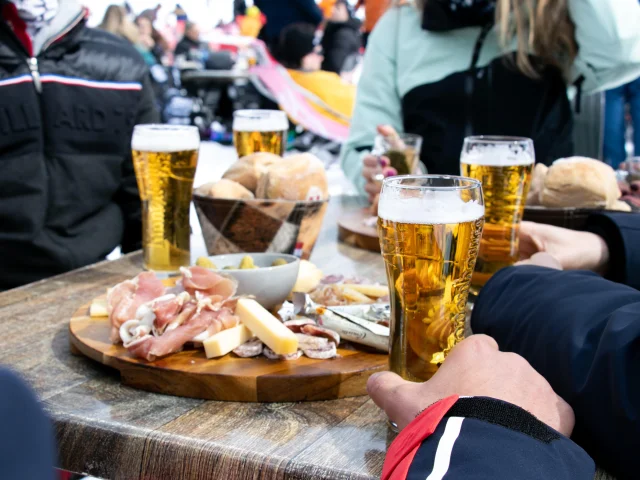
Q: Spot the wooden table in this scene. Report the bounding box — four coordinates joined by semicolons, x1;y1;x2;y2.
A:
0;196;614;480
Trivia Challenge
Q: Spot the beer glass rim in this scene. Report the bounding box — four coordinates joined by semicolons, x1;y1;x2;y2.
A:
463;135;533;145
382;174;482;191
233;109;287;120
133;124;199;133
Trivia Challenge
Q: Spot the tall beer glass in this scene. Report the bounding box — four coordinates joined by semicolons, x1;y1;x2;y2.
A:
233;109;288;158
131;125;200;273
460;136;534;294
378;176;484;382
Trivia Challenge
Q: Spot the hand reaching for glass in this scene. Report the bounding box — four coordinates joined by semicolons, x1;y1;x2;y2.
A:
367;334;575;435
515;221;609;273
361;125;403;203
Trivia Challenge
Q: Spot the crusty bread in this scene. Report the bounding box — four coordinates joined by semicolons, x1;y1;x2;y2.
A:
197;179;255;200
540;157;620;209
256;153;329;201
526;163;548;206
222;152;282;192
610;200;632;212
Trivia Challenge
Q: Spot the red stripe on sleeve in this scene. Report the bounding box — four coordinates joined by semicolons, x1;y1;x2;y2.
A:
382;395;460;480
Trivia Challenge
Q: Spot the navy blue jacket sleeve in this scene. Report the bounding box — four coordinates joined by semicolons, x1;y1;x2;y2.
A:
295;0;324;25
585;212;640;290
0;369;56;480
471;266;640;479
383;396;594;480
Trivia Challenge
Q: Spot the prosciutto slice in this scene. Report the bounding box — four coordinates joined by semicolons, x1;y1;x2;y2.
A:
125;302;239;361
180;266;238;299
107;272;165;343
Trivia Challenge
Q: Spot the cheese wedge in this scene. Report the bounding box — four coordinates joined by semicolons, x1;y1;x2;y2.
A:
90;299;108;317
203;324;253;358
292;260;323;294
339;284;389;299
236;299;298;355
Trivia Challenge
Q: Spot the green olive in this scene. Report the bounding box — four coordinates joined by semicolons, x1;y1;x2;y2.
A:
195;257;216;269
271;258;288;267
223;265;235;270
238;256;256;269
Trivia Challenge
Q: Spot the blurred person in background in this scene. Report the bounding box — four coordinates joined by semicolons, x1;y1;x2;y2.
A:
354;0;391;46
603;74;640;168
0;0;158;290
234;0;246;19
343;0;640;200
277;22;356;125
136;11;169;65
321;0;362;75
254;0;323;54
98;4;138;44
174;20;201;60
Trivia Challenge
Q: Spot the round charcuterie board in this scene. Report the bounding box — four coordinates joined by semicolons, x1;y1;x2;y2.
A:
69;296;388;402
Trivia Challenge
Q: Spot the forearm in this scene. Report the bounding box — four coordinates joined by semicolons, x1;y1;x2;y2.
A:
385;396;593;480
471;266;640;478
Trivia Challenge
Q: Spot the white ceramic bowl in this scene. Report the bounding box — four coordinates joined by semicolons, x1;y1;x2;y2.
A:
206;253;300;310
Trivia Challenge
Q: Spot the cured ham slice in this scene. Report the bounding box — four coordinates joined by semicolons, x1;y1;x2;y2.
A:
124;301;239;361
301;324;340;345
151;292;191;335
107;272;165;343
180;266;238;299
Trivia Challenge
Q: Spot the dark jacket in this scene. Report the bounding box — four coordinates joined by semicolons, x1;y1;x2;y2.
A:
383;212;640;479
0;2;158;290
470;212;640;479
255;0;323;49
321;18;362;74
0;369;56;480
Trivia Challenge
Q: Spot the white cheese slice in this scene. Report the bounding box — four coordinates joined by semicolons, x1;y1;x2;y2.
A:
203;324;253;358
90;299;108;317
236;299;299;355
292;260;323;294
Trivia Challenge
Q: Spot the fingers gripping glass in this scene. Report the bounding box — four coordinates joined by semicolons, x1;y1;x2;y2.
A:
372;133;424;183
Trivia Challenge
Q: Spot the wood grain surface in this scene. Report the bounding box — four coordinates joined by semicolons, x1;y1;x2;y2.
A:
69;298;387;402
337;208;381;253
0;196;615;480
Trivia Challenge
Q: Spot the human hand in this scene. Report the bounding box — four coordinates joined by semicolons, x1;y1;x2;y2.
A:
515;252;562;269
519;221;609;274
367;335;575;435
362;125;400;203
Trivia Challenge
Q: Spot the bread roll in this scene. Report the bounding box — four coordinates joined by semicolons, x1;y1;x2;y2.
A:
610;200;632;212
540;157;620;209
222;152;282;192
256;153;329;201
526;163;548;206
199;179;255;200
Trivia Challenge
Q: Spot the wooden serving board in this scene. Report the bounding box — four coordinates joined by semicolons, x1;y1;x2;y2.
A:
338;209;380;253
69;298;388;402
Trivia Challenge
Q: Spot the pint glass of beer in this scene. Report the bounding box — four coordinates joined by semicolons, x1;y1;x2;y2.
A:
378;176;484;382
460;136;534;294
131;125;200;273
233;109;288;158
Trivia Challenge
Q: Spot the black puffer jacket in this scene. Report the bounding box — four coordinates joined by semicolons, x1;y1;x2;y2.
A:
0;2;158;290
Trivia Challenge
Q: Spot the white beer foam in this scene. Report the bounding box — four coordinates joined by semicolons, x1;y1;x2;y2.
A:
461;144;534;166
132;126;200;152
233;110;288;132
379;189;484;225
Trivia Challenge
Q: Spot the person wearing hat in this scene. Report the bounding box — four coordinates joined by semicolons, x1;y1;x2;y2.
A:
277;22;356;126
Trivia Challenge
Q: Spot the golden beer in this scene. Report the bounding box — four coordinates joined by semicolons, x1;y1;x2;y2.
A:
233;109;288;157
378;176;484;382
132;125;200;273
461;137;534;294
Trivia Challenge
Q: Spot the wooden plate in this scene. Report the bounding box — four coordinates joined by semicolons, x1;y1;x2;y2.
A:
337;209;380;252
69;298;388;402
